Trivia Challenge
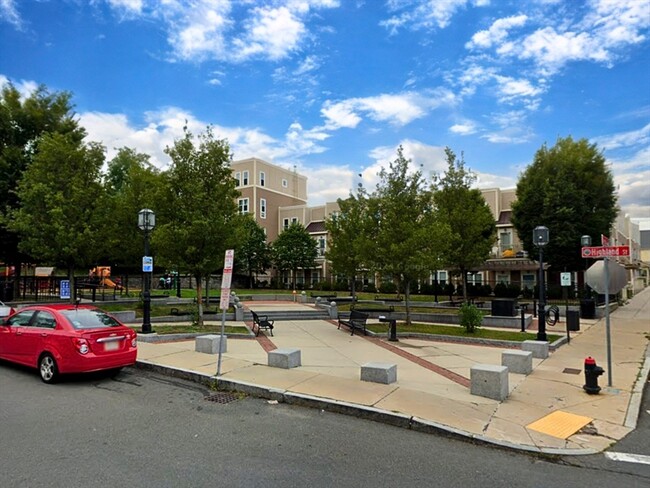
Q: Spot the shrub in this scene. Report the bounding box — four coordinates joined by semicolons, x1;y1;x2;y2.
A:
378;281;397;294
459;303;482;333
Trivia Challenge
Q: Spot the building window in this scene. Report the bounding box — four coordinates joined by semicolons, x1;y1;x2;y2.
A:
238;198;249;214
291;217;298;224
283;218;289;230
234;172;241;187
282;178;288;188
317;237;326;256
260;198;266;219
242;171;249;186
437;271;447;284
499;231;512;253
259;171;265;187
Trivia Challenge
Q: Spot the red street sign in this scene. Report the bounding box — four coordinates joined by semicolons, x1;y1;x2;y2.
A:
581;246;630;258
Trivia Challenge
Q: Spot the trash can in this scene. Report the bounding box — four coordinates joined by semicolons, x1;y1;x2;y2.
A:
567;310;580;331
491;298;517;317
579;299;595;319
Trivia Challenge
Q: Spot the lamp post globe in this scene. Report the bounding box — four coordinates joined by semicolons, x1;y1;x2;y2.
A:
533;226;549;342
138;209;155;334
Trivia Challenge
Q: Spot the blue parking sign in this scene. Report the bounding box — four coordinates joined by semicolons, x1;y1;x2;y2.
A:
142;256;153;272
60;280;70;299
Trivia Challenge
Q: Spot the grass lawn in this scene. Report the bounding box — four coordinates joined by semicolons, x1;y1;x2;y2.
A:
130;324;249;335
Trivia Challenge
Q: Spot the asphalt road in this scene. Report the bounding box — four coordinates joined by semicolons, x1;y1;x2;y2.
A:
0;363;648;488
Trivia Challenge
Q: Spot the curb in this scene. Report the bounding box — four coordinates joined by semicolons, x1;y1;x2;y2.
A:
624;343;650;429
133;359;601;456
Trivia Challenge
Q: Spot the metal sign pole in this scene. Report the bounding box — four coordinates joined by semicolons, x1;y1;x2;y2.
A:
604;256;612;387
216;249;234;378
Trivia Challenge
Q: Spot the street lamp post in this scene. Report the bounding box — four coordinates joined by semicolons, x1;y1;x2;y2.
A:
533;226;549;342
138;209;156;334
580;235;591;294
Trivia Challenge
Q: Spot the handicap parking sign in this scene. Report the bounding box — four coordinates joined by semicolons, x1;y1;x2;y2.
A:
60;280;70;299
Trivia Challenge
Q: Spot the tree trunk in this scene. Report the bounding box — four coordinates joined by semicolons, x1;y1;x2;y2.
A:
404;277;411;326
68;264;75;304
195;274;204;326
351;274;356;299
461;268;468;303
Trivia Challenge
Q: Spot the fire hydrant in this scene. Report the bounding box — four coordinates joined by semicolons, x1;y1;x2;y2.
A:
583;356;605;394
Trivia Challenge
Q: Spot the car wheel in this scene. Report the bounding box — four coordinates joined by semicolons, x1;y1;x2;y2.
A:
39;354;59;384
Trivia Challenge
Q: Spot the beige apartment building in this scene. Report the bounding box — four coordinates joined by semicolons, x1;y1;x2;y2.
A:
231;158;339;286
231;158;308;242
231;158;644;293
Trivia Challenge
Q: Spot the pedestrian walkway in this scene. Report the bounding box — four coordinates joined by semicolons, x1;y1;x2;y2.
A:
135;288;650;455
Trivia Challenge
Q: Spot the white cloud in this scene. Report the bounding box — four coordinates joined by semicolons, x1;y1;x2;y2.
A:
231;5;305;61
466;14;528;50
321;89;456;129
106;0;143;15
103;0;340;63
449;121;478;135
0;0;22;29
593;123;650;151
382;0;489;33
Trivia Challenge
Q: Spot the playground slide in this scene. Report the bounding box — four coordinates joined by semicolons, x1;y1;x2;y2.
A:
101;278;120;288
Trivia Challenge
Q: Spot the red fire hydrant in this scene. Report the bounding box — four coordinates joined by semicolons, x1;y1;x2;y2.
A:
583;356;605;394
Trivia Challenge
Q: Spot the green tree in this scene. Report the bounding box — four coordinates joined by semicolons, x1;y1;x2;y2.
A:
433;148;496;302
151;126;240;325
369;146;449;324
9;132;106;299
0;84;82;280
101;147;162;270
511;136;617;272
235;217;272;288
272;222;318;290
325;188;372;298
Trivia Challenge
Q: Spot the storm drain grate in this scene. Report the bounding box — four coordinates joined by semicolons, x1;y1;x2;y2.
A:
563;368;582;375
204;392;240;404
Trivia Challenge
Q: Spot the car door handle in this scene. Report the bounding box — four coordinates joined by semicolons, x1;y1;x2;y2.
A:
16;330;23;335
41;333;48;337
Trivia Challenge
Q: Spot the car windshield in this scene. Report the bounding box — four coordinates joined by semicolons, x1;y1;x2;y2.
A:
61;309;121;329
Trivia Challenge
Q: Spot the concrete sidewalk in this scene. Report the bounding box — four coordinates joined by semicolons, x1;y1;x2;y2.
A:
135;288;650;455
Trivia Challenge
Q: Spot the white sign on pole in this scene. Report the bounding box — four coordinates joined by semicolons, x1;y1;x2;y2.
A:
560;272;571;287
142;256;153;272
217;249;235;378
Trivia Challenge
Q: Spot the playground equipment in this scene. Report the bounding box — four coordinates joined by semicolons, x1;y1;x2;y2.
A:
89;266;122;289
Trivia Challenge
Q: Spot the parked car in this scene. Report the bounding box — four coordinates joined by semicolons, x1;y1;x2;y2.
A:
0;304;137;383
0;301;16;320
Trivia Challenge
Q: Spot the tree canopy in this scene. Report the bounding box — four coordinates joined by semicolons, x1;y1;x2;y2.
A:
9;132;106;298
368;146;449;323
151;126;240;324
272;222;318;289
511;136;618;272
325;188;373;297
0;83;82;270
235;217;272;288
433;148;496;301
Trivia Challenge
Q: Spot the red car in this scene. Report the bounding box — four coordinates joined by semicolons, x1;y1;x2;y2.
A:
0;304;137;383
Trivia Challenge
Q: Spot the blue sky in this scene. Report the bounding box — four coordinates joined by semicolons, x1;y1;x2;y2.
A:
1;0;649;224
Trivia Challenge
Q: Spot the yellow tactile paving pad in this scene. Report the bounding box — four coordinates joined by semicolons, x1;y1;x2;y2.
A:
526;411;593;439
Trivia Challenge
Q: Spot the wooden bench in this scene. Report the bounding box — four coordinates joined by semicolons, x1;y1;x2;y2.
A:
250;311;274;337
338;310;369;336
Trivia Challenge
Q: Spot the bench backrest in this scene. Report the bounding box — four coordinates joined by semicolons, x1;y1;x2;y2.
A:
251;311;259;322
349;310;368;321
